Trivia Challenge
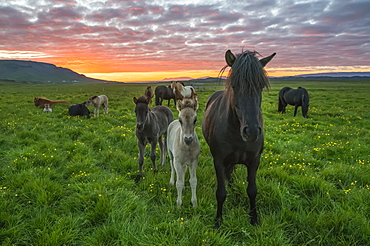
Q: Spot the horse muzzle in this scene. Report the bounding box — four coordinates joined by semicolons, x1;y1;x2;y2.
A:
184;135;194;145
136;123;145;131
241;125;262;142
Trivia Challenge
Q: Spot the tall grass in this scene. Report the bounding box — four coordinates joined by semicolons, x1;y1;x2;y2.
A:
0;80;369;245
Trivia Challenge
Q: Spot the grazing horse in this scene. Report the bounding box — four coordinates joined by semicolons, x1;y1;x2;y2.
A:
278;87;310;118
155;85;176;106
68;102;92;118
133;96;174;181
144;86;154;104
86;95;108;117
167;96;200;207
34;97;70;108
170;81;197;100
202;50;276;228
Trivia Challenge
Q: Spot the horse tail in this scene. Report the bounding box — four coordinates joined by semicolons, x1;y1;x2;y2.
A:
301;88;309;118
278;96;284;112
53;100;71;105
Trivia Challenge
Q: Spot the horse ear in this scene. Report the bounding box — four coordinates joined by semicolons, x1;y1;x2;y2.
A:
133;97;138;104
259;52;276;67
194;99;199;111
225;50;236;67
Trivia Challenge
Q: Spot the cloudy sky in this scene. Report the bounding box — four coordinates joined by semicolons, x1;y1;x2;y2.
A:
1;0;369;82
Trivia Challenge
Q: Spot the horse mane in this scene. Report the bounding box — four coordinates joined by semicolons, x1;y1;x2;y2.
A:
223;50;270;96
136;95;149;104
177;98;198;111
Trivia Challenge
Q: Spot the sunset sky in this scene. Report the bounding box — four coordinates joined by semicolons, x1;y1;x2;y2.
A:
1;0;369;82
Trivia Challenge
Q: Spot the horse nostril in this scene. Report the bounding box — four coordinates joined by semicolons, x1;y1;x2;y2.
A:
137;123;144;130
184;136;193;145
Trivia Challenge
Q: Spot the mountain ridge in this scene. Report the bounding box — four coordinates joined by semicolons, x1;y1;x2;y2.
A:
0;60;112;84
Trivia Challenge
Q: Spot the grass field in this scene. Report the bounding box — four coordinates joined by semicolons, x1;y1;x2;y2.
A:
0;79;369;245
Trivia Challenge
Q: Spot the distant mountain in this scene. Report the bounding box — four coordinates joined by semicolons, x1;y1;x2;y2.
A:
162;77;193;81
0;60;110;84
293;72;370;78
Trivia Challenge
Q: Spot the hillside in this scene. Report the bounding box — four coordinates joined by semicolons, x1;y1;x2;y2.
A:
0;60;111;84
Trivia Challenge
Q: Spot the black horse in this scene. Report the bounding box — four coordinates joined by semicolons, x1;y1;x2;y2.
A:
68;102;92;118
202;50;276;228
155;85;176;106
278;87;309;118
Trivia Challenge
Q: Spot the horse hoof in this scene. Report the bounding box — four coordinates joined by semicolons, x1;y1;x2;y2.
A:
135;174;143;183
214;222;221;229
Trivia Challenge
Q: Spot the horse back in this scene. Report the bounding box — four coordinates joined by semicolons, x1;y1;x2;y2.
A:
205;90;224;110
151;106;174;134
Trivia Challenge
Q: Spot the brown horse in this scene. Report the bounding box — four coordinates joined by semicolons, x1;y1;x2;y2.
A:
144;86;154;104
155;85;176;106
133;95;174;181
34;97;70;108
202;50;276;228
170;81;197;101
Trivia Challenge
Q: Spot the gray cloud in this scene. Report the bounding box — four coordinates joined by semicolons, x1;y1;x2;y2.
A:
0;0;369;75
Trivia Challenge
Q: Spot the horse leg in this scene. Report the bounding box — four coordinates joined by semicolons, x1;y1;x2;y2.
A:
174;160;186;206
294;106;298;117
136;141;145;182
247;160;260;226
189;160;198;207
169;151;175;186
150;140;158;174
158;135;166;166
214;160;226;229
103;103;108;114
225;165;235;184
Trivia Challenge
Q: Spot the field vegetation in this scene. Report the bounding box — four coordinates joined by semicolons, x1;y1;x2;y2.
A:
0;79;369;245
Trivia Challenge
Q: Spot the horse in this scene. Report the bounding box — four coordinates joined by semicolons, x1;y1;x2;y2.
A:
133;95;174;181
86;95;108;117
167;96;200;207
155;85;176;106
43;104;52;113
34;97;70;108
202;50;276;228
144;86;154;104
68;102;92;118
278;87;309;118
170;81;197;100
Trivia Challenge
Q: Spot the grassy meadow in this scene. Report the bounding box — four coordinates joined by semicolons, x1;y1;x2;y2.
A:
0;79;369;245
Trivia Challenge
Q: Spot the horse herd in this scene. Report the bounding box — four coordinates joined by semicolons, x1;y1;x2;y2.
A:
34;94;109;118
34;50;311;229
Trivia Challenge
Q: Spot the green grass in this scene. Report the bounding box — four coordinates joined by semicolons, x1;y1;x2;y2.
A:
0;80;369;245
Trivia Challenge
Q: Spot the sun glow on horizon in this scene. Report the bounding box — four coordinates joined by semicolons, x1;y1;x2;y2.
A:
84;65;370;82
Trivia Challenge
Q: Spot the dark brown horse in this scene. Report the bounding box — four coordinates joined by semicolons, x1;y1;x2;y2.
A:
155;85;176;106
202;50;276;228
278;86;309;118
133;96;174;181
